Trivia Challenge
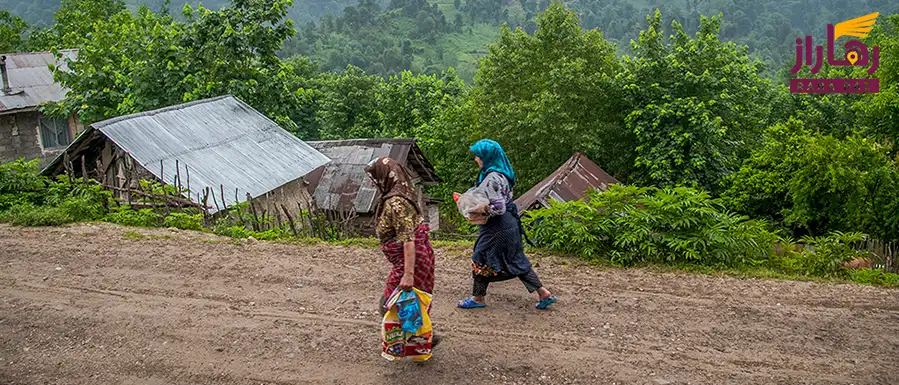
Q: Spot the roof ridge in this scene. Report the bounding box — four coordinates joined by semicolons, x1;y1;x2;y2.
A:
92;95;236;129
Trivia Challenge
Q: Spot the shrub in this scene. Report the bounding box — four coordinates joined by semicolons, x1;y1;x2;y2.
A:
0;203;76;226
771;232;873;277
0;159;50;210
163;212;204;231
523;184;777;267
105;205;162;227
212;222;252;239
0;161;112;226
846;268;899;287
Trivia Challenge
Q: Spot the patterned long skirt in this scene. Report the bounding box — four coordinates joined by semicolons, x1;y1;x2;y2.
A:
380;224;436;305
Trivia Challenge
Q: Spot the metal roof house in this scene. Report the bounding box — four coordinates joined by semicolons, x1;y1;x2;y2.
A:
515;152;619;213
42;95;331;214
305;138;441;233
0;50;84;166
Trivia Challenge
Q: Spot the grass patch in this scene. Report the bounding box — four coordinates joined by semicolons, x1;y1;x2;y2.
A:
0;204;78;226
123;230;145;240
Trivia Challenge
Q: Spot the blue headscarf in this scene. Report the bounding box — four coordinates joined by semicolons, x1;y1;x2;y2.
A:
470;139;516;187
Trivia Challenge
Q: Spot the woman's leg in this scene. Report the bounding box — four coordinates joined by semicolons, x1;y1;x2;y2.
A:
471;271;491;301
518;268;553;300
465;272;515;305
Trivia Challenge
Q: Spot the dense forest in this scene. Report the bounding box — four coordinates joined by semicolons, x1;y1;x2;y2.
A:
4;0;898;82
1;0;898;278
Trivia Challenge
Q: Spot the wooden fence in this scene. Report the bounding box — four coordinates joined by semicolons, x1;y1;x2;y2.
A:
853;238;898;273
63;154;359;241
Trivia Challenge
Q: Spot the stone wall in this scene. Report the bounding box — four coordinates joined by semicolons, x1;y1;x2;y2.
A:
0;111;82;167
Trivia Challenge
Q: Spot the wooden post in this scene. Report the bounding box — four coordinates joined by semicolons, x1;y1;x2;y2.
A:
174;160;183;211
175;160;181;195
95;158;103;184
248;193;261;232
281;204;297;237
185;165;191;197
210;187;221;213
220;185;228;217
63;152;73;183
275;202;284;230
80;155;88;184
202;188;211;226
260;209;268;231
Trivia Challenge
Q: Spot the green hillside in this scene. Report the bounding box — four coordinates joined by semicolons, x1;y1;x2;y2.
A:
5;0;898;82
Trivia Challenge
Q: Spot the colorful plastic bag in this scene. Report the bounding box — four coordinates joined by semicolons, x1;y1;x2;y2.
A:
381;288;433;361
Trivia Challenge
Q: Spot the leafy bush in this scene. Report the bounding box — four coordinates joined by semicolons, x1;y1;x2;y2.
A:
771;232;872;277
211;218;293;240
846;268;899;287
723;119;899;241
524;185;777;267
0;160;112;226
212;222;252;239
0;159;49;210
0;203;76;226
104;206;162;227
163;212;203;231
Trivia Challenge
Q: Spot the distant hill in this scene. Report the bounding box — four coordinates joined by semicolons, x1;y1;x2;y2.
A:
3;0;898;83
0;0;363;26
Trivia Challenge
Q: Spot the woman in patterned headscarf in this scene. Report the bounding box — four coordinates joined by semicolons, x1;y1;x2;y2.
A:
457;139;557;310
364;157;437;321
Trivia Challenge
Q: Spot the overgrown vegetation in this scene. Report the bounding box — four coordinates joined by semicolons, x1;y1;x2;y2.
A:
0;159;111;226
525;185;894;283
524;185;776;267
1;1;898;287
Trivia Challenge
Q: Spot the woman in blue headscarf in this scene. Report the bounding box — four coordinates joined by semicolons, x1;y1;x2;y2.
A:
457;139;557;310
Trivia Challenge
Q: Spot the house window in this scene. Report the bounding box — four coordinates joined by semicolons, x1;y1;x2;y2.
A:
39;116;72;149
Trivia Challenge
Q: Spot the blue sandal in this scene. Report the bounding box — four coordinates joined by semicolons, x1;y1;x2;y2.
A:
536;296;557;310
457;297;486;309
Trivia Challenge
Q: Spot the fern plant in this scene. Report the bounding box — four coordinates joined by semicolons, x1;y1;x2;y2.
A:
524;184;777;267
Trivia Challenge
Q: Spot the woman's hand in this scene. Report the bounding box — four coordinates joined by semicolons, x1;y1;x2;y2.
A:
466;204;490;224
467;213;488;225
399;272;415;291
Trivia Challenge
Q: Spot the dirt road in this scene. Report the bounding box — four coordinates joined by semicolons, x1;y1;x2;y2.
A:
1;223;898;385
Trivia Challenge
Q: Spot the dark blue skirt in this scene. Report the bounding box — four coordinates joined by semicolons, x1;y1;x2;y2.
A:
472;201;533;276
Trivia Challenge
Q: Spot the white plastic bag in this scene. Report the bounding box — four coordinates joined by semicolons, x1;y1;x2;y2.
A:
453;186;489;221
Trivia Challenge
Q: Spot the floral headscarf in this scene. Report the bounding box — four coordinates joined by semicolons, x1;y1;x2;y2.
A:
365;156;421;215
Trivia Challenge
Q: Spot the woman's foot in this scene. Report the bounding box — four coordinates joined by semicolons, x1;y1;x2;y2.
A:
535;288;556;310
457;296;486;309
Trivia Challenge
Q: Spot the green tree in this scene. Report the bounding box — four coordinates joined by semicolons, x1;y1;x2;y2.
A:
853;14;899;149
378;69;465;139
313;65;384;139
0;10;28;53
29;0;127;50
460;1;621;191
51;0;308;135
621;11;773;194
723;119;899;241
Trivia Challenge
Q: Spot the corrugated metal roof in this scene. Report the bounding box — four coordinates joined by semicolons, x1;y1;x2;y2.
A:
0;50;77;113
305;139;440;213
515;152;620;213
43;95;330;214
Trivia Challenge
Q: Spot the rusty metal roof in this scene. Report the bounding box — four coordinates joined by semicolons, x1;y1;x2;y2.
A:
515;152;619;212
42;95;330;214
305;139;440;213
0;50;77;114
